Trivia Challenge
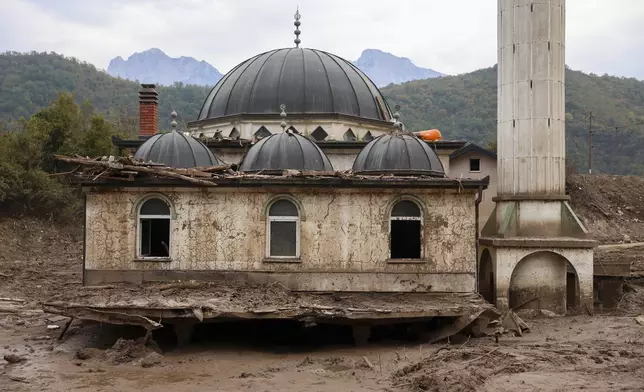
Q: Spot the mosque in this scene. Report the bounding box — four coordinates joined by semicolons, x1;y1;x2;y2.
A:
52;2;593;342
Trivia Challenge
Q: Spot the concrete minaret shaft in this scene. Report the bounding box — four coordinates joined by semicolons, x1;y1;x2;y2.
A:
481;0;594;314
497;0;565;196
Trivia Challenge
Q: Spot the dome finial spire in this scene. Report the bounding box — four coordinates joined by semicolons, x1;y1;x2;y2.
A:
280;104;289;132
170;110;178;132
294;7;302;48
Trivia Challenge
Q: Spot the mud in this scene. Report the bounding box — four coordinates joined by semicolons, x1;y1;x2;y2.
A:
4;218;644;391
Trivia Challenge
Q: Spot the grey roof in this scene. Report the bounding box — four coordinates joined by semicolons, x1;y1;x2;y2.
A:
449;143;497;160
196;48;393;123
239;132;334;173
352;133;445;177
134;131;224;168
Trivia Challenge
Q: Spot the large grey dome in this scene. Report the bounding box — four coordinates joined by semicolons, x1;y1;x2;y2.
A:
134;131;224;168
196;48;393;123
352;133;445;177
239;132;333;173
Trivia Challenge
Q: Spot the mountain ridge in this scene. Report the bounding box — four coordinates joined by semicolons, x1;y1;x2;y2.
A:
354;49;444;87
107;47;444;88
107;48;223;86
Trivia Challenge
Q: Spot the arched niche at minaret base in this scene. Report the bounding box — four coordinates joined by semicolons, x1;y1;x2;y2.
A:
478;245;593;314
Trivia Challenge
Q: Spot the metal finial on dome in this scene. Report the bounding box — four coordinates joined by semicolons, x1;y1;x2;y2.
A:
170;110;178;131
280;104;289;132
294;7;302;48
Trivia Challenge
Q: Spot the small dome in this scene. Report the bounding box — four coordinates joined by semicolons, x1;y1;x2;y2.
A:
239;132;333;172
134;131;224;168
196;48;392;123
352;133;445;176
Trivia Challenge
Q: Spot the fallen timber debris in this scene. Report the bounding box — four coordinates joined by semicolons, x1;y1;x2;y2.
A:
53;155;487;187
54;155;221;187
41;282;498;338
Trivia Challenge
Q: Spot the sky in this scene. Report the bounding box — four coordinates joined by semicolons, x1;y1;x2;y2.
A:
1;0;643;79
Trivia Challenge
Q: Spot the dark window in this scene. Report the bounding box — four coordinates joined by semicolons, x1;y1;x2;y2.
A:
469;158;481;172
390;200;422;259
287;126;300;134
267;199;299;258
229;128;240;139
311;126;328;141
254;126;272;139
139;198;171;258
363;131;374;142
343;129;357;141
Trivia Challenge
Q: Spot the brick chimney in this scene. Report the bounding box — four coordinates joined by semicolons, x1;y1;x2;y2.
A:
139;84;158;138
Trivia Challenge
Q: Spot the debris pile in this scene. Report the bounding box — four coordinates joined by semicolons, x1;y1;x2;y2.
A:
53;154;486;186
391;346;533;392
42;281;496;333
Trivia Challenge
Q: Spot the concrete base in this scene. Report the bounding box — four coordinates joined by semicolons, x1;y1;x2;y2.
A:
479;245;593;313
480;198;595;314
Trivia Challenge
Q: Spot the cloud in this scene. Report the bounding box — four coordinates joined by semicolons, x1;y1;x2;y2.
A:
1;0;643;79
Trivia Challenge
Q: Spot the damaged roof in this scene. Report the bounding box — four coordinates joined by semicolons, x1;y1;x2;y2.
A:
54;155;490;190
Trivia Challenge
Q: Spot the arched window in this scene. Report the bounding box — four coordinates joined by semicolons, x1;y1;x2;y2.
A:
138;198;171;258
311;126;328;141
254;126;271;139
390;200;422;259
267;199;300;258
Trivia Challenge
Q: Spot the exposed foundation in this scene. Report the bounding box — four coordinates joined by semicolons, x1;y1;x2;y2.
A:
42;282;498;346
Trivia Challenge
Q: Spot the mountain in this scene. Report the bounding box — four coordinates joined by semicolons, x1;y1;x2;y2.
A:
2;51;644;175
107;48;222;86
355;49;443;87
0;51;210;132
381;66;644;175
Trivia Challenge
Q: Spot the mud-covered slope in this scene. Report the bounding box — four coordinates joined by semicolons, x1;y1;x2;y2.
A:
568;174;644;243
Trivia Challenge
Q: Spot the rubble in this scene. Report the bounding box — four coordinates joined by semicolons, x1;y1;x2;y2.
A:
4;354;26;364
53;154;484;188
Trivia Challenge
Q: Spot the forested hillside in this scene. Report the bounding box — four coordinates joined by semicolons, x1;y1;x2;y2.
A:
2;52;644;174
381;66;644;175
0;52;208;132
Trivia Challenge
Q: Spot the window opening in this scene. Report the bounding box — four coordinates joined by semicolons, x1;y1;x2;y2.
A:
311;126;328;141
343;129;357;141
469;157;481;172
254;126;272;139
390;200;422;259
267;199;300;258
229;127;240;139
287;125;300;134
139;198;171;258
363;131;374;142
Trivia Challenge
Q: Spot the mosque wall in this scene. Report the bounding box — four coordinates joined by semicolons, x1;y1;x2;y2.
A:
83;186;478;292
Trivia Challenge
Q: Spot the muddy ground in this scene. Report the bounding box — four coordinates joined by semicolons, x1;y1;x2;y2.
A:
3;216;644;392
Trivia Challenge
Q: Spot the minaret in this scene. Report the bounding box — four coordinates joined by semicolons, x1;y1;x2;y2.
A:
497;0;565;197
480;0;594;314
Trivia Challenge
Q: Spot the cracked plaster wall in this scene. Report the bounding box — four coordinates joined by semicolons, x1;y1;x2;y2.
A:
85;187;477;291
